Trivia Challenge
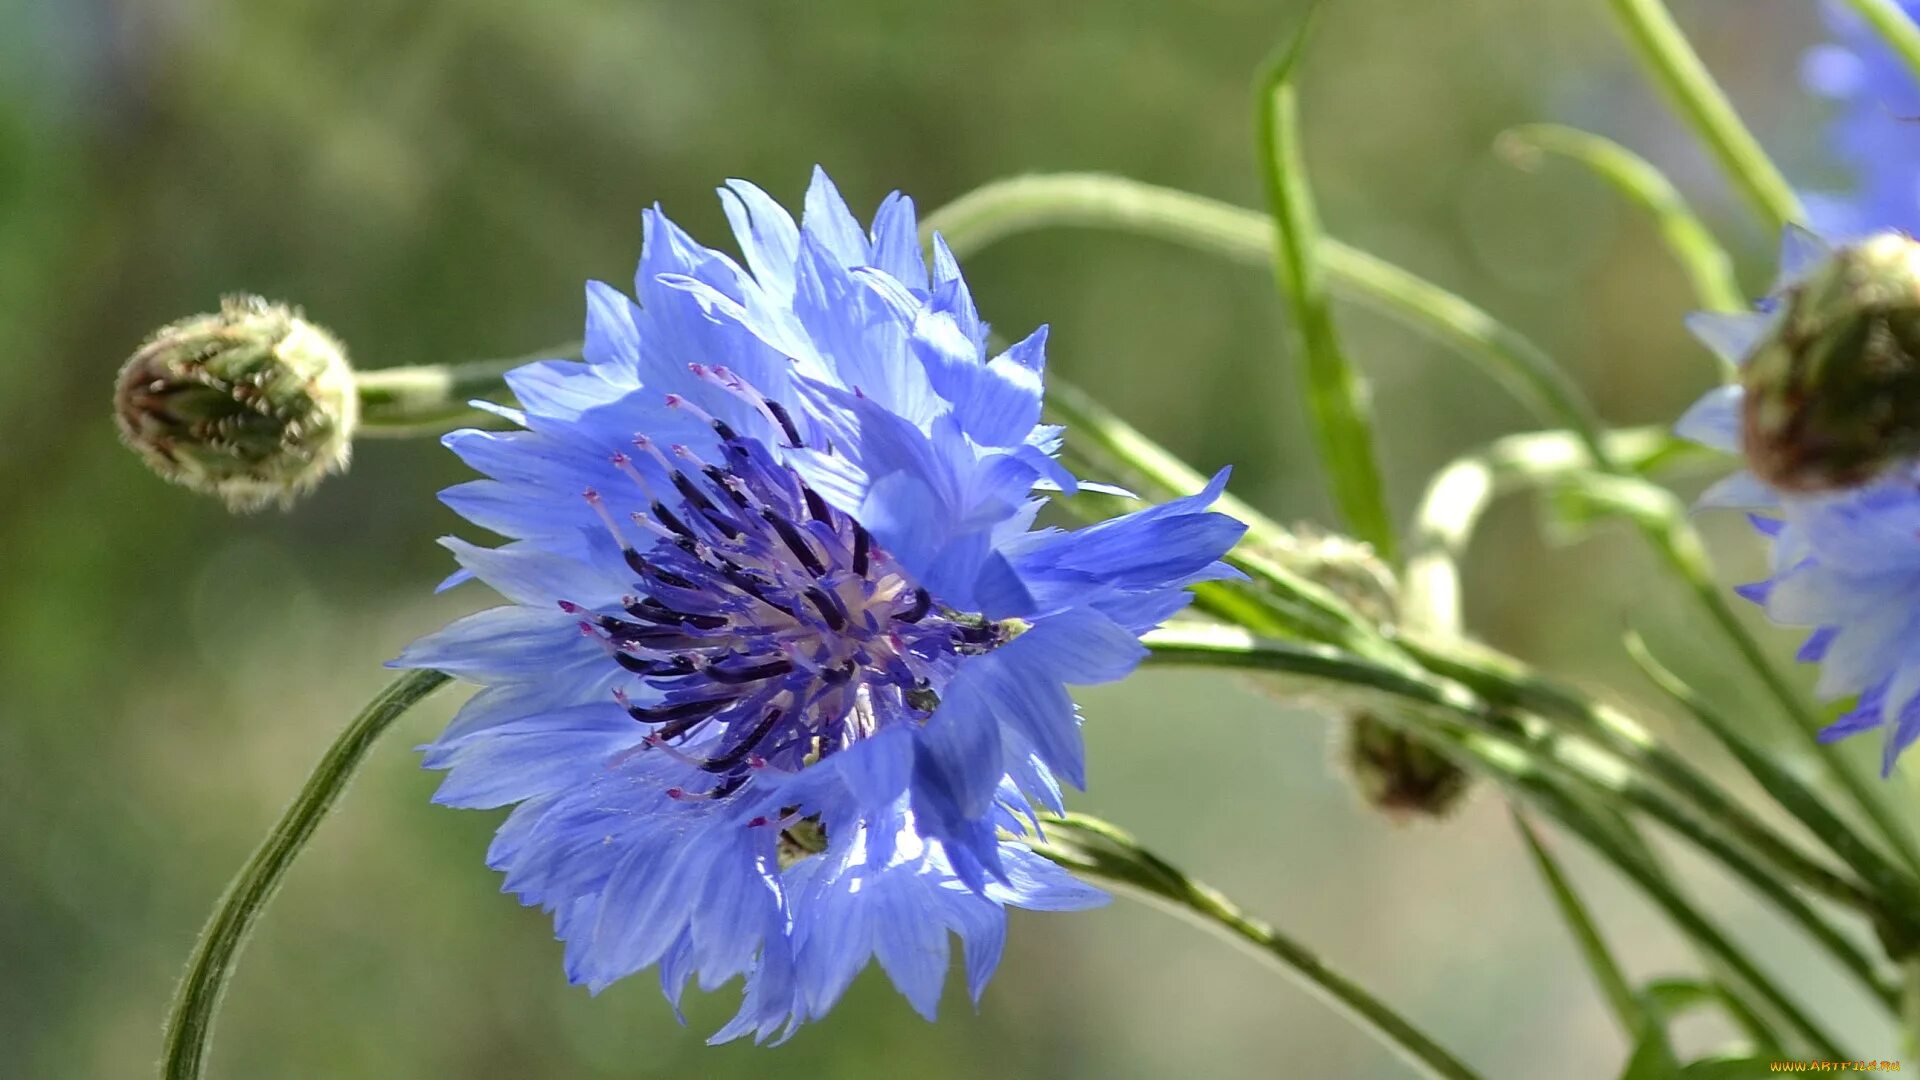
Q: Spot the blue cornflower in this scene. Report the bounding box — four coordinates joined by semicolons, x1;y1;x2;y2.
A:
1802;1;1920;237
393;167;1246;1041
1677;228;1920;772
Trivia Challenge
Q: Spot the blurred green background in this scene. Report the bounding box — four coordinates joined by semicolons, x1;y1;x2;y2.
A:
3;0;1904;1076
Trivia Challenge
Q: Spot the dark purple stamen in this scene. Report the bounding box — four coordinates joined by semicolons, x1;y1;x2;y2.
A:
700;708;786;773
804;586;846;631
895;587;931;623
582;413;1013;801
851;522;870;576
764;399;803;446
705;657;795;684
651;503;695;539
803;488;833;524
627;696;736;724
764;510;826;576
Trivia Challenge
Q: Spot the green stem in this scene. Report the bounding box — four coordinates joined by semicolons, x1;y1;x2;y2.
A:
1404;426;1683;637
1838;0;1920;89
1255;14;1396;560
1513;770;1849;1060
1627;632;1920;943
1574;472;1920;878
354;344;579;435
1046;379;1390;659
160;669;451;1080
1030;813;1486;1080
1496;123;1744;314
1403;635;1885;926
1511;811;1646;1039
1601;0;1804;231
924;174;1610;462
1146;626;1898;1014
1906;957;1920;1060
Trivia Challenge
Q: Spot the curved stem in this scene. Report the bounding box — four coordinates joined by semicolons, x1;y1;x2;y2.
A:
1030;813;1486;1080
1496;123;1744;314
1600;0;1804;231
923;174;1609;462
160;669;451;1080
1404;426;1682;637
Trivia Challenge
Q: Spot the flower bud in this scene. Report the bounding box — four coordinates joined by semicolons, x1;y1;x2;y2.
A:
1251;528;1473;821
114;296;357;510
1339;709;1473;822
1743;232;1920;492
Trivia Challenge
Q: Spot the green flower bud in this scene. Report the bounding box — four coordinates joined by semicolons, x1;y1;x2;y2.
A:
1249;528;1473;822
1338;709;1473;822
114;296;357;510
1744;232;1920;492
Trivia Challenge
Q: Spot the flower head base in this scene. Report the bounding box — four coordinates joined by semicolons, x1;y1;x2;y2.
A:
114;296;356;510
1678;229;1920;772
396;168;1244;1040
1741;232;1920;492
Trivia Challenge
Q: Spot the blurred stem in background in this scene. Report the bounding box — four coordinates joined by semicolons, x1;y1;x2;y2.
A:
1599;0;1804;231
1494;124;1745;316
1838;0;1920;87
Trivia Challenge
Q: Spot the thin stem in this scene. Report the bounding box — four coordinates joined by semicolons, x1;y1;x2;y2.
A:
1601;0;1804;231
1405;636;1886;926
1511;811;1646;1039
1030;813;1486;1080
1319;244;1612;468
160;669;452;1080
1626;631;1920;945
1514;770;1849;1059
1838;0;1920;89
1146;626;1898;1015
354;343;579;435
1571;471;1920;877
1496;123;1744;313
1255;14;1396;560
923;174;1611;462
1046;378;1391;660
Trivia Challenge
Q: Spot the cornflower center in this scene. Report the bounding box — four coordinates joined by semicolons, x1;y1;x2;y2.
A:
566;365;1015;805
